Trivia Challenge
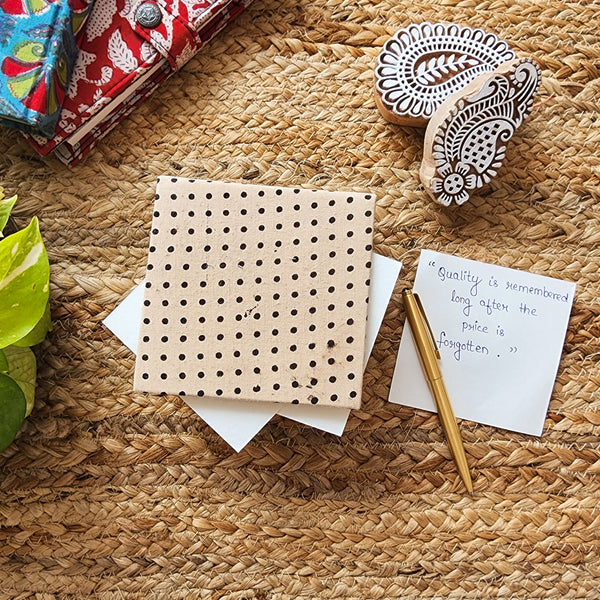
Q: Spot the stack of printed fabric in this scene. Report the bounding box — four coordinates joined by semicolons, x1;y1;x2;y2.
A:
0;0;254;164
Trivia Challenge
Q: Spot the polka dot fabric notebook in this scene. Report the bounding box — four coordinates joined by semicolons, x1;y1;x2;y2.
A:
133;178;376;409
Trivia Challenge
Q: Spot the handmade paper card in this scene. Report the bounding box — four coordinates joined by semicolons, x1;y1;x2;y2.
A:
104;254;402;451
389;249;576;435
134;178;375;409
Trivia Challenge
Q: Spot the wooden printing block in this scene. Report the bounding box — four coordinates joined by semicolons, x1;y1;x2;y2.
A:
374;22;516;127
420;57;541;206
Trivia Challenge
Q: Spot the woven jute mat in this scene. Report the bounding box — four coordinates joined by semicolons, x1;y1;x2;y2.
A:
1;0;599;598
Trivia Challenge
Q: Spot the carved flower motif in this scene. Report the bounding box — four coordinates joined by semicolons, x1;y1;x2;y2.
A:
431;161;477;206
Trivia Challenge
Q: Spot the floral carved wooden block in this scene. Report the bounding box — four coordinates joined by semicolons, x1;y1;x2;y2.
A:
420;57;541;206
374;22;516;127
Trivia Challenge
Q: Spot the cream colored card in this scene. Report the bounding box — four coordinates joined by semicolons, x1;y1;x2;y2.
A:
134;178;375;409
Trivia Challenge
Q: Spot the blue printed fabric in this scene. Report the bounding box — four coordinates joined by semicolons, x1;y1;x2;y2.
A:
0;0;92;137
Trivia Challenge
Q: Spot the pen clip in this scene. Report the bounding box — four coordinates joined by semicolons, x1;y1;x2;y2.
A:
413;293;441;359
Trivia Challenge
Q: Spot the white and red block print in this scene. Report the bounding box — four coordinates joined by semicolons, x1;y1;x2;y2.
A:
26;0;252;163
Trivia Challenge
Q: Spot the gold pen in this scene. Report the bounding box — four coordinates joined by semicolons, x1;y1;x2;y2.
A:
402;288;473;493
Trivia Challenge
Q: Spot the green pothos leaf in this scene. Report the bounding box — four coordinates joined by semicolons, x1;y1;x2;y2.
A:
0;217;50;348
1;345;36;415
0;189;17;234
0;372;26;453
13;300;52;347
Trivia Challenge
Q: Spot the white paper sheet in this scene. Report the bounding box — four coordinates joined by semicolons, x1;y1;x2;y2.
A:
389;250;576;436
104;284;144;354
104;253;401;450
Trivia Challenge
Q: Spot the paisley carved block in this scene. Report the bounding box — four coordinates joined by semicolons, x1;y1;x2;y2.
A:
374;22;516;127
420;57;542;206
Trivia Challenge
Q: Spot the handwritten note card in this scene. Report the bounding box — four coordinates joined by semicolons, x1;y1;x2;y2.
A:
389;250;576;435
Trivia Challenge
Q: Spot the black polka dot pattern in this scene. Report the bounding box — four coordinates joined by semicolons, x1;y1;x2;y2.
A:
134;178;375;409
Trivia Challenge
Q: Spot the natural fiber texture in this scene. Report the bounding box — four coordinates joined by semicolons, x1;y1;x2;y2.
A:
1;0;599;598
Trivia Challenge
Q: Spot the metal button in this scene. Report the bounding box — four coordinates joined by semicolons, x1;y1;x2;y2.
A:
135;2;162;28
